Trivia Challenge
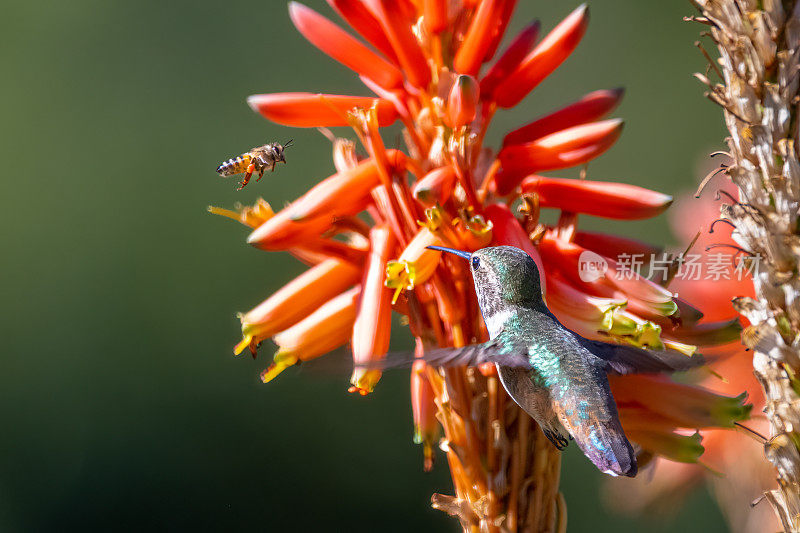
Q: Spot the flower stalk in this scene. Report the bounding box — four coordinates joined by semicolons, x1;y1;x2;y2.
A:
691;1;800;529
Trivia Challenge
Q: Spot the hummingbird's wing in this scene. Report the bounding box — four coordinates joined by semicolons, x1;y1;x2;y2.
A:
578;338;705;375
368;332;535;370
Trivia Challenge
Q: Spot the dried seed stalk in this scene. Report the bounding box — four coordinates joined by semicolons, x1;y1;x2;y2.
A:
691;1;800;528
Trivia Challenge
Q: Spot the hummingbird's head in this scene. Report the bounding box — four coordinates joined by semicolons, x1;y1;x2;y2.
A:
428;245;544;320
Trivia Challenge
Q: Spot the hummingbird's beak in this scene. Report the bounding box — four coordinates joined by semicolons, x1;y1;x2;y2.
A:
426;245;471;260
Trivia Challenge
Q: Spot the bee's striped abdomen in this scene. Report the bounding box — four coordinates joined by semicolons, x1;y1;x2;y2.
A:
216;154;252;177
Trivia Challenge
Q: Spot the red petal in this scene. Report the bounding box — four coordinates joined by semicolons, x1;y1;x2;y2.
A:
521;175;672;220
484;0;519;59
480;20;540;98
503;88;624;146
447;75;479;127
495;119;622;194
327;0;399;63
289;150;406;221
423;0;448;34
493;4;589;108
453;0;504;76
350;225;396;394
289;2;403;89
370;0;432;89
247;93;397;127
573;230;662;258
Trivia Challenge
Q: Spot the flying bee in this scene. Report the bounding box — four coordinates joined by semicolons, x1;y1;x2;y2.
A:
216;140;293;190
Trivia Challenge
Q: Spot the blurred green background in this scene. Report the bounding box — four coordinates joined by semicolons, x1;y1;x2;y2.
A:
1;1;733;531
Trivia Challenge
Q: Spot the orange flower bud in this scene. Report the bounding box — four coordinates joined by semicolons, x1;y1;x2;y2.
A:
453;0;503;75
453;213;493;250
370;0;432;89
350;226;396;394
412;166;457;207
423;0;448;34
247;210;333;250
385;228;445;303
412;359;440;471
480;20;540;98
493;4;589;108
447;75;479;128
520;175;672;220
262;287;361;383
611;375;752;429
247;93;397;128
503;88;624;146
289;2;403;89
326;0;399;63
495;119;623;194
235;259;362;356
483;0;519;60
287;151;406;222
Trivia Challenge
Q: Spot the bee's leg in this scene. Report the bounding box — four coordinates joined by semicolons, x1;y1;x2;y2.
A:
255;158;272;182
237;163;256;190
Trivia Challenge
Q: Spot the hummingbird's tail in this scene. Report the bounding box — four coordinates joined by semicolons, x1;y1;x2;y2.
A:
572;419;638;477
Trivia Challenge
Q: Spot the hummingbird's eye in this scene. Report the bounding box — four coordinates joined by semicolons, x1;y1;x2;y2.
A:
471;256;480;269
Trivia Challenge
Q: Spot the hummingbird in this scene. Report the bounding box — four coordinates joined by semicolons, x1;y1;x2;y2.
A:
408;245;704;477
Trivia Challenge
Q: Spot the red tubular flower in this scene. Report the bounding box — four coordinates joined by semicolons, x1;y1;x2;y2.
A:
412;166;457;207
263;287;361;382
369;0;431;89
495;119;623;194
422;0;448;34
247;93;397;127
326;0;399;63
453;0;504;75
521;175;672;220
289;2;403;89
245;209;333;250
350;226;396;395
287;151;406;221
447;75;479;128
480;20;540;98
503;88;625;147
412;359;440;472
235;258;362;356
493;4;589;108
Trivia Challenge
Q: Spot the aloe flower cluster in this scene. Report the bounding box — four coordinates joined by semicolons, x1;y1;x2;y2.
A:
212;1;752;530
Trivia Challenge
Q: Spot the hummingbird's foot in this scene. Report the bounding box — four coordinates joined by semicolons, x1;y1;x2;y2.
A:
543;429;570;450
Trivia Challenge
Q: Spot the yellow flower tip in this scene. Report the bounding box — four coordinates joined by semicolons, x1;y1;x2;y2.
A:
413;426;437;472
347;385;371;396
260;351;299;383
422;442;434;472
385;260;416;304
208;205;241;221
663;340;698;357
637;322;664;350
233;335;253;356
